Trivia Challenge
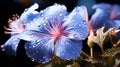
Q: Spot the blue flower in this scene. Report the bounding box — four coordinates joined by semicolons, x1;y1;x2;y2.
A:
89;3;114;33
111;5;120;38
1;3;40;56
24;3;88;63
89;3;120;38
110;5;120;20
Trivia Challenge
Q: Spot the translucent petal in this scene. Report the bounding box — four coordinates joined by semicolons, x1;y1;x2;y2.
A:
63;7;88;40
25;37;54;63
55;36;82;60
1;35;20;56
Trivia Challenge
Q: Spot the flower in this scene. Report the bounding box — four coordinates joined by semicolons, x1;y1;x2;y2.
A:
89;3;114;33
89;3;120;39
24;3;88;63
110;5;120;20
111;5;120;38
1;3;40;56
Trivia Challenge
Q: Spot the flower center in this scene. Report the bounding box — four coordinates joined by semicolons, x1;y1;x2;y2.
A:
46;23;63;44
51;24;63;39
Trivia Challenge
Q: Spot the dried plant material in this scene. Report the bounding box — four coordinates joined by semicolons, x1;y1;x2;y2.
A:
104;45;120;57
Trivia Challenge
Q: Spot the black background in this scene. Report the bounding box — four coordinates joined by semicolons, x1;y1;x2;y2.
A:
0;0;120;67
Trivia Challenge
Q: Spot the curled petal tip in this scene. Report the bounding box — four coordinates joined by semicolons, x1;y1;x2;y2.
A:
74;6;88;22
29;3;39;11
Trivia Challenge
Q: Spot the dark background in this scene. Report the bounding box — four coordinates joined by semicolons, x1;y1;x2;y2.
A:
0;0;120;67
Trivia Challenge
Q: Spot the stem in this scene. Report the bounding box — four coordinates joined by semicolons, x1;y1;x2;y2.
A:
109;33;114;45
100;46;104;54
81;50;90;58
90;47;93;59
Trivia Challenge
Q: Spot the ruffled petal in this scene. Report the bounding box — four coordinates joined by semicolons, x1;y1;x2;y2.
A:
90;3;113;32
1;35;20;56
24;37;54;63
25;3;67;35
62;6;88;40
55;36;82;60
20;3;39;24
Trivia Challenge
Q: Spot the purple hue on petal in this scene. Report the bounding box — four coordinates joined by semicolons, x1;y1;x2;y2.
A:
55;36;82;60
63;7;88;40
25;37;54;63
111;5;120;20
1;35;20;56
90;3;114;32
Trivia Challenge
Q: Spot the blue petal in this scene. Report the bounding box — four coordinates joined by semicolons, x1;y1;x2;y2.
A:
26;3;67;34
104;22;114;32
42;3;67;24
20;3;39;24
92;3;111;10
17;30;43;41
55;36;82;60
90;5;114;32
111;5;120;20
1;35;20;56
24;37;54;63
63;7;88;40
113;20;120;29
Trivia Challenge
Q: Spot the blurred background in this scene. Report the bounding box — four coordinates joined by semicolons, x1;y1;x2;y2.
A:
0;0;120;67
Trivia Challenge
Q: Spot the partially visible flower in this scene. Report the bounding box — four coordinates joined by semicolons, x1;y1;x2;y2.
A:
1;3;40;56
89;3;114;34
24;3;88;63
89;3;120;40
110;5;120;38
110;5;120;20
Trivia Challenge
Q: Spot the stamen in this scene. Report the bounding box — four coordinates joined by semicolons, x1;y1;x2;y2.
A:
4;14;25;34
